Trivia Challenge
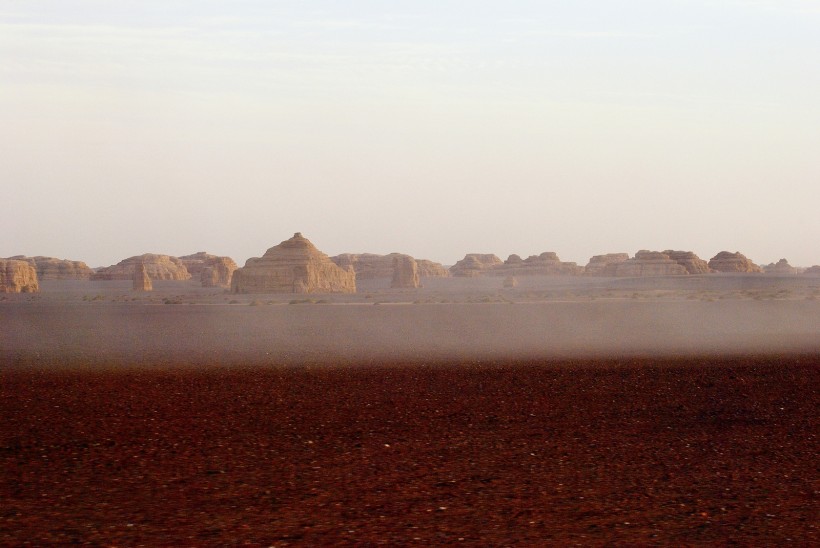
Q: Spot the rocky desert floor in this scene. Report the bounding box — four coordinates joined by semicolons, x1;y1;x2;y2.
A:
1;275;819;545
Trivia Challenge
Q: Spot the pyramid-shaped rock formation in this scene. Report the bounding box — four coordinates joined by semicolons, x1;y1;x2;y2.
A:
231;233;356;294
449;254;505;277
708;251;762;273
662;250;711;274
0;259;39;293
763;258;799;275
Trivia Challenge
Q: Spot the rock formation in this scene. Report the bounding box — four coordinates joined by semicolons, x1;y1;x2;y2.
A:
497;252;584;277
416;260;450;278
503;276;518;288
91;254;192;281
231;233;356;294
612;251;689;277
179;252;238;287
7;255;93;280
708;251;763;273
332;253;449;279
391;255;420;289
584;254;630;276
804;266;820;276
449;254;504;277
0;259;39;293
763;258;799;275
662;250;712;275
133;262;152;291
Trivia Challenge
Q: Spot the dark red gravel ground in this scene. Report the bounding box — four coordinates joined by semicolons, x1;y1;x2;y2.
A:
2;356;818;546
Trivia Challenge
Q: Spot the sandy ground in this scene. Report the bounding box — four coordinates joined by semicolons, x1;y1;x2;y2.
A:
1;275;818;544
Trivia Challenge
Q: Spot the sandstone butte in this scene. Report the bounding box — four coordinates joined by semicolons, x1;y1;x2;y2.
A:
805;265;820;276
662;250;712;274
331;253;449;280
584;253;630;276
231;233;356;294
391;255;420;289
91;254;192;281
708;251;763;273
0;259;39;293
763;258;799;275
611;251;689;277
132;262;152;291
7;255;93;280
179;252;238;288
450;252;582;277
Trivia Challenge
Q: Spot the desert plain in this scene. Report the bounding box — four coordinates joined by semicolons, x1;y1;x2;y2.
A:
2;274;819;545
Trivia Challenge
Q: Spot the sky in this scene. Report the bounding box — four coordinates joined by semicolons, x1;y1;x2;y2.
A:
2;0;819;268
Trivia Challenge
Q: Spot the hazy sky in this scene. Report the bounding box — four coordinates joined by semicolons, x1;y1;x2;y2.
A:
2;0;819;268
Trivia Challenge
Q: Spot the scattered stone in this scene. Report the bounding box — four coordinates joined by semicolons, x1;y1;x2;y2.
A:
231;232;356;294
391;255;420;289
0;259;39;293
92;254;191;281
133;262;152;291
708;251;763;273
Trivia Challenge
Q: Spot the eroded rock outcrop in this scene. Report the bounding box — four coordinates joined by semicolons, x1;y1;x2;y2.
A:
449;254;504;277
503;276;518;288
708;251;762;273
497;252;583;277
332;253;449;280
179;252;238;287
584;253;630;276
133;262;152;291
91;254;191;281
663;250;712;275
804;266;820;276
0;259;39;293
231;233;356;294
7;255;93;280
613;251;689;277
391;255;420;288
763;258;799;275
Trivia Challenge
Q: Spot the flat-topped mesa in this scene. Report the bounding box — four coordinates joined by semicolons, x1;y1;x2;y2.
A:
231;232;356;294
7;255;93;280
91;254;191;281
449;254;504;277
133;262;152;291
763;258;799;275
179;252;238;287
612;251;689;277
584;253;630;276
662;250;712;275
332;253;449;279
496;252;583;277
708;251;763;273
0;259;39;293
391;255;420;288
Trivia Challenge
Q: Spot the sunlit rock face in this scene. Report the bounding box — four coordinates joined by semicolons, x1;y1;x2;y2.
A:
91;254;192;281
179;252;238;288
391;255;420;289
498;252;584;277
663;250;712;275
7;256;93;280
132;262;152;291
231;233;356;294
612;251;689;277
450;254;504;277
763;258;799;275
583;253;630;276
0;259;39;293
708;251;763;273
332;253;448;280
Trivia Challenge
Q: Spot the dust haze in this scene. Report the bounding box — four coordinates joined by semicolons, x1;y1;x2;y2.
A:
3;275;818;368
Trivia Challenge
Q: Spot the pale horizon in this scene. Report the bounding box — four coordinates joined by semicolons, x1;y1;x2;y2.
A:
2;1;819;268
